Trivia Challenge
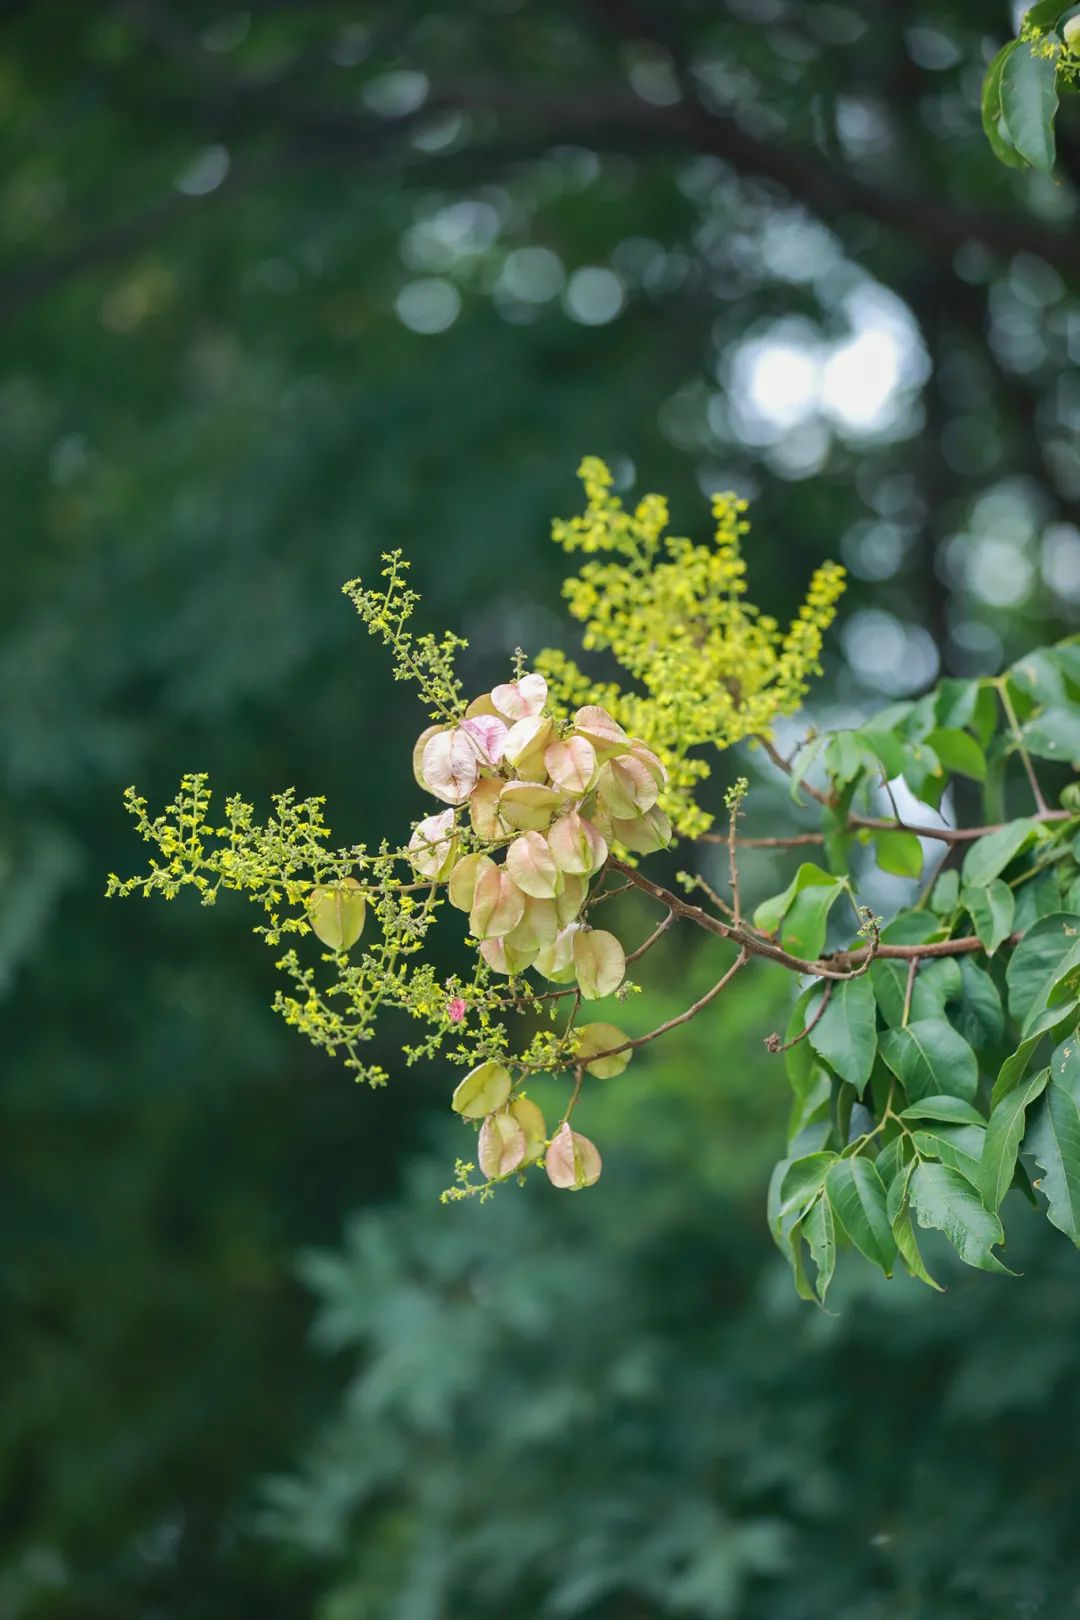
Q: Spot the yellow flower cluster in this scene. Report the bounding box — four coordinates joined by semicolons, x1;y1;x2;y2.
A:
538;458;846;838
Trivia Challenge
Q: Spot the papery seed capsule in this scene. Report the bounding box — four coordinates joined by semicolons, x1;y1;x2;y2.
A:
574;1022;632;1078
628;739;667;785
462;714;508;764
502;714;553;767
469;864;527;939
307;877;367;951
412;724;444;791
466;692;501;719
422;728;480;804
514;744;552;784
499;780;563;832
545;1121;602;1190
505;830;560;898
408;810;457;879
548;810;607;875
572;704;629;759
534;923;579;982
451;1060;511;1117
448;852;495;912
469;777;505;841
510;1096;547;1162
478;1110;528;1178
572;927;626;1000
610;805;672;854
553;873;587;927
596;755;658;819
544;735;597;795
1066;13;1080;51
491;672;548;721
479;935;537;975
505;895;559;954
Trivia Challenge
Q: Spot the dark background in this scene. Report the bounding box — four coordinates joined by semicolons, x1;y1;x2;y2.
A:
4;3;1080;1616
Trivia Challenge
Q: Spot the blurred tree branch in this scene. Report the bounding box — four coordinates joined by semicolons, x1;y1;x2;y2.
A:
7;1;1080;321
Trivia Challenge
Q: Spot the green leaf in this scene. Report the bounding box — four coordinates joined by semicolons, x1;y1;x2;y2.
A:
899;739;944;806
910;1125;985;1190
802;1192;836;1305
786;1215;817;1302
982;1067;1050;1211
1014;868;1067;934
876;1135;907;1188
879;1018;979;1103
930;869;959;918
1020;706;1080;766
962;878;1015;956
788;735;827;805
1008;649;1072;708
925;727;987;782
781;882;844;962
870;956;949;1029
887;1161;944;1291
825;1158;896;1276
874;829;923;879
776;1152;837;1226
1001;38;1059;172
1052;1025;1080;1104
753;862;840;936
808;974;878;1095
858;728;906;780
825;730;866;787
1027;1083;1080;1245
992;1001;1076;1108
981;42;1026;169
1006;913;1080;1028
948;957;1005;1050
901;1095;986;1128
788;1067;832;1149
1024;1;1070;28
961;818;1039;889
909;1162;1014;1275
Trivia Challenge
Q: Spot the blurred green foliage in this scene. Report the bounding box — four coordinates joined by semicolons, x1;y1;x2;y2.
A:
4;1;1080;1615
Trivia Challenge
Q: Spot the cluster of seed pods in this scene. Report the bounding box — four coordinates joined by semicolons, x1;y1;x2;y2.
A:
409;673;670;985
408;672;671;1188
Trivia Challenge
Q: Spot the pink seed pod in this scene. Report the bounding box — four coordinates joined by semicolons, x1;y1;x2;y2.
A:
548;809;608;875
422;728;480;805
545;1122;602;1190
491;672;548;721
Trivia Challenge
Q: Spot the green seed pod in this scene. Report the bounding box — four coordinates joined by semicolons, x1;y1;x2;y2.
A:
307;877;367;951
574;1021;632;1078
572;927;626;1000
451;1060;511;1118
509;1096;547;1161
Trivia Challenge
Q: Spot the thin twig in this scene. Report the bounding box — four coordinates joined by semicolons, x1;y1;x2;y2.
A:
764;981;833;1054
727;793;742;927
729;831;826;849
754;733;831;805
608;857;1014;977
744;736;1070;843
625;910;675;965
901;956;920;1028
995;677;1050;816
578;948;751;1067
